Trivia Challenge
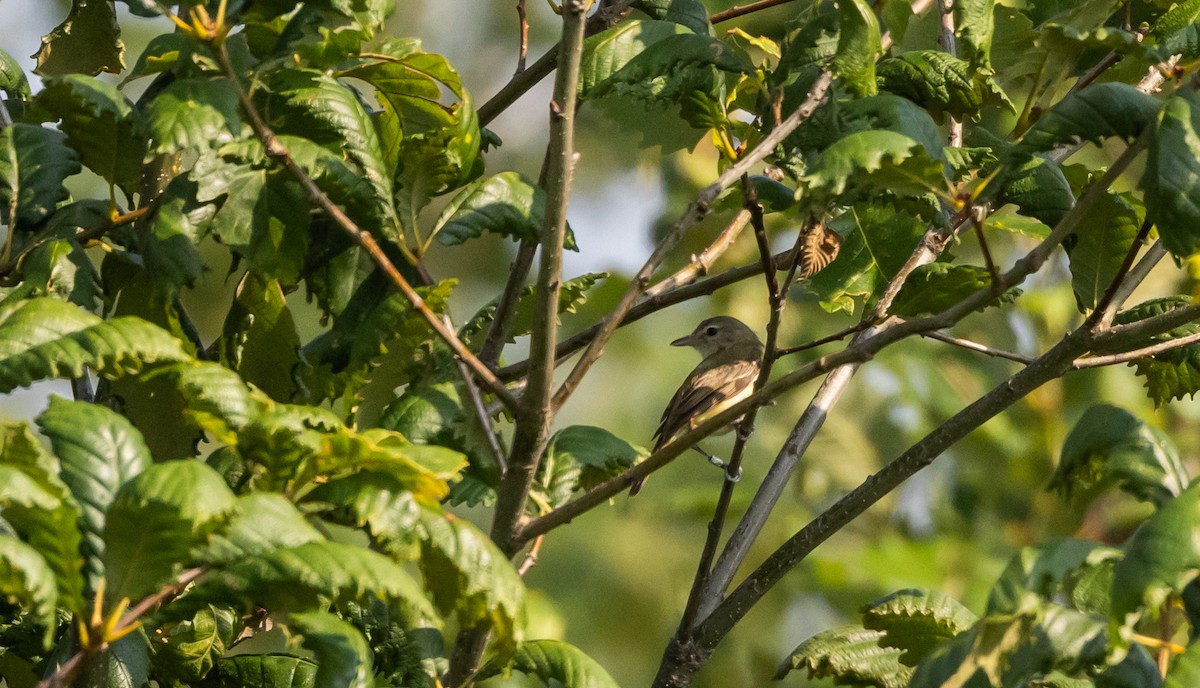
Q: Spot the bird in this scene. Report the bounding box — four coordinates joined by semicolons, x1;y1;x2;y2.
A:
630;316;763;496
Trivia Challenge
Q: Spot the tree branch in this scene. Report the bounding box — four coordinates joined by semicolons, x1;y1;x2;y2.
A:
548;69;835;412
710;0;800;24
641;209;752;301
208;41;517;412
1074;330;1200;369
919;329;1035;364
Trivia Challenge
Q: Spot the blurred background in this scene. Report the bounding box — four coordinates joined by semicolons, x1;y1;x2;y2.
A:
2;1;1199;686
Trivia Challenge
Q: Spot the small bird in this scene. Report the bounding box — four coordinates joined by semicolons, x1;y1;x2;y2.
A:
630;316;763;496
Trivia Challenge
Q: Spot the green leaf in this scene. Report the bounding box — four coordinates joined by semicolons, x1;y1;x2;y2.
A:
580;20;693;95
0;123;81;226
1064;192;1143;313
803;204;929;315
586;33;755;102
34;0;126;77
479;639;620;688
776;625;911;688
377;383;465;445
536;426;647;508
81;627;150;688
33;74;146;189
860;589;978;664
217;654;317;688
0;536;58;636
145;78;241;154
877;51;1012;121
261;69;396;233
1112;479;1200;621
632;0;712;34
1166;640;1200;688
1113;296;1200;406
157;605;238;682
987;539;1121;615
419;512;525;652
185;541;431;615
163;361;268;442
0;298;190;393
995;155;1075;227
801;130;946;206
340;45;468;139
890;263;1021;317
103;460;239;602
276;135;384;229
125;33;193;82
833;0;881;97
2;239;101;310
220;274;303;402
209;168;310;285
434;171;576;250
36;397;150;588
1142;89;1200;258
954;0;996;70
1015;83;1160;157
140;175;209;288
0;422;85;613
302;471;425;560
1050;404;1188;507
199;494;324;565
0;47;32;101
289;612;374;688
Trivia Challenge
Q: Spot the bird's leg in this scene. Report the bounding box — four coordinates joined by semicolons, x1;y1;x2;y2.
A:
692;446;742;483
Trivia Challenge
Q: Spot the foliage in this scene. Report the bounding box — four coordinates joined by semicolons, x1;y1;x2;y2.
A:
2;0;1200;687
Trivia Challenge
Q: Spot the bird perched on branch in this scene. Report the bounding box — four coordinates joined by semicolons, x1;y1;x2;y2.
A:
630;316;763;496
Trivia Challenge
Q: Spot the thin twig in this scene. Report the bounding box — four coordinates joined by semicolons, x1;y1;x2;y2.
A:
709;0;799;24
209;41;517;412
774;321;876;357
548;69;835;412
1100;240;1168;325
641;210;752;301
480;241;537;367
920;330;1035;364
515;0;529;74
1074;330;1200;369
1090;217;1154;330
517;534;545;576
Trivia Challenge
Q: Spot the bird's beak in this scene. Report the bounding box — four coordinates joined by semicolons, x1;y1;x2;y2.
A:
670;333;694;347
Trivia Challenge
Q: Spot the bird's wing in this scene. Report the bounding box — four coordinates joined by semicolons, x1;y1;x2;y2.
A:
653;358;760;450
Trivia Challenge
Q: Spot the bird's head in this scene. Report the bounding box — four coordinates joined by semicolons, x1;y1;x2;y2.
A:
671;316;762;358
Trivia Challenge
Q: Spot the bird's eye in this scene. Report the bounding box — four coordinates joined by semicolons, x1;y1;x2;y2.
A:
704;326;719;336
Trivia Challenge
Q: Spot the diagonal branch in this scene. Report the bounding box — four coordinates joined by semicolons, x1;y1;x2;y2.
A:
548;69;835;412
209;41;517;412
919;329;1035;364
641;209;752;301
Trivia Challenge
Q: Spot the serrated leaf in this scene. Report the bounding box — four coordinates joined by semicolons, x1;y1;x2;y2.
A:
0;536;58;636
377;384;465;445
33;74;146;189
103;460;239;602
141;175;209;288
860;589;979;664
419;512;525;652
833;0;881;97
217;654;317;688
1113;296;1200;405
1112;480;1200;622
1015;83;1160;157
0;123;81;226
220;273;303;402
776;625;911;688
987;539;1121;615
633;0;711;34
145;78;241;154
954;0;996;70
434;171;576;250
995;155;1075;227
803;204;929;315
157;605;238;682
0;298;190;393
277;135;384;229
1142;89;1200;258
0;48;31;101
125;32;193;82
537;426;647;508
1050;404;1188;507
801;130;946;206
208;168;310;285
877;51;1013;121
1064;192;1143;313
35;0;126;77
340;46;467;138
0;422;86;615
185;541;432;617
200;494;323;565
36;397;150;588
587;33;755;102
479;639;620;688
302;470;425;560
3;239;101;310
890;263;1021;317
580;20;693;95
158;361;267;442
83;631;150;688
289;612;374;688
